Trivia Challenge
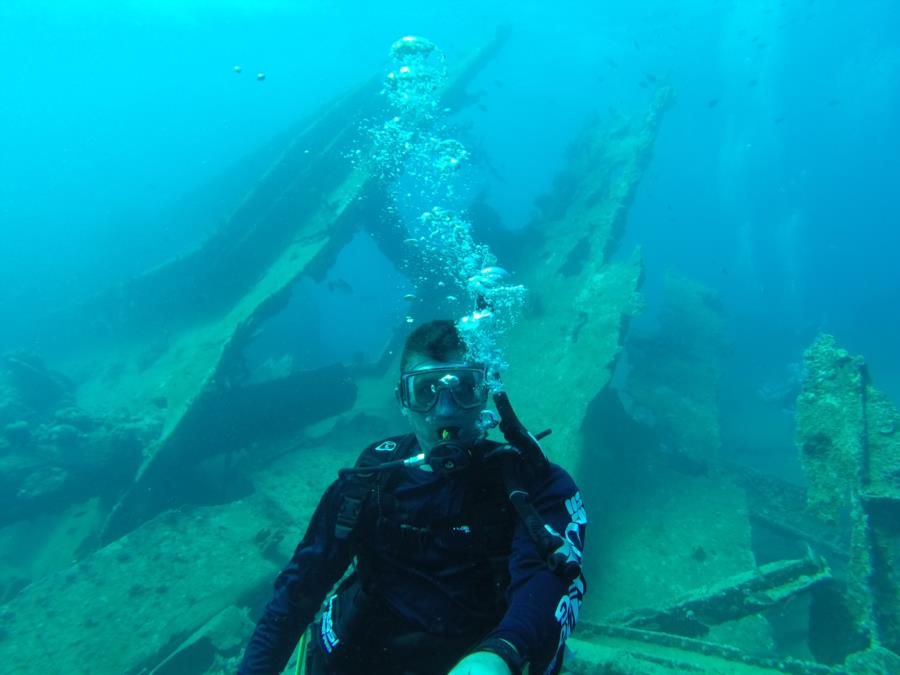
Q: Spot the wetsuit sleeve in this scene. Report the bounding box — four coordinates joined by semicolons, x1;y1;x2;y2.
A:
483;466;587;675
238;479;353;675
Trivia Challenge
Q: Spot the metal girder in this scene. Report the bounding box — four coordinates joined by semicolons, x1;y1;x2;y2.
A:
502;88;675;476
568;622;834;675
605;552;831;638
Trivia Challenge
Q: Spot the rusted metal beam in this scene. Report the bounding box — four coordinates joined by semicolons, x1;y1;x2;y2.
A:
605;552;831;637
503;87;675;475
568;622;835;675
796;335;900;655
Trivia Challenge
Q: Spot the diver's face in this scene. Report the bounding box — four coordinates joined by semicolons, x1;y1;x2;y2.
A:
399;358;488;452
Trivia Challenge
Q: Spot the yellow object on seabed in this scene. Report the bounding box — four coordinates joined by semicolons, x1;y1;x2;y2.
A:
295;630;310;675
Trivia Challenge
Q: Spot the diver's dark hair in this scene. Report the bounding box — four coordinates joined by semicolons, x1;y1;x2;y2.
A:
401;320;466;371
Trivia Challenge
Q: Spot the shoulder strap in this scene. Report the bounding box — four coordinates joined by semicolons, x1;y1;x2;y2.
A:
334;434;414;540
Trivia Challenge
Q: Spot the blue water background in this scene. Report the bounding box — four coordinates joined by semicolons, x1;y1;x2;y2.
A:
1;0;898;467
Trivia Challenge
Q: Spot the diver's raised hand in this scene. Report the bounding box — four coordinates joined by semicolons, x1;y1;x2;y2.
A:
447;650;512;675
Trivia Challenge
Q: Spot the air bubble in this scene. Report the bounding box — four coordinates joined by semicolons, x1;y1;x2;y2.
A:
363;37;527;376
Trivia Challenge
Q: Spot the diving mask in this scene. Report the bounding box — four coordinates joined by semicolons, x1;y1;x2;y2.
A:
398;366;488;413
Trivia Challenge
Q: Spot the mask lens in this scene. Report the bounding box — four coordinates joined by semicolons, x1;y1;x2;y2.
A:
410;373;440;411
449;369;485;408
402;367;486;412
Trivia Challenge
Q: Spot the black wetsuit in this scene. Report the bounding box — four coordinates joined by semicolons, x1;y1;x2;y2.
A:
239;434;587;675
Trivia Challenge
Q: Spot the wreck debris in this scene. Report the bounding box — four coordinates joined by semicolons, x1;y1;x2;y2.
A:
0;496;290;674
730;464;849;562
568;622;834;675
90;27;513;544
502;86;675;475
2;350;73;413
796;334;900;658
622;272;729;469
606;551;831;638
0;355;157;527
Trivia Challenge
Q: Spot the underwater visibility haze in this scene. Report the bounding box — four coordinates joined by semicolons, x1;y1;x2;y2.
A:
1;0;899;673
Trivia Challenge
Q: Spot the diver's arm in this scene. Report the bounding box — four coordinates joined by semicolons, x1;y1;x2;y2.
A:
239;480;352;675
476;466;587;675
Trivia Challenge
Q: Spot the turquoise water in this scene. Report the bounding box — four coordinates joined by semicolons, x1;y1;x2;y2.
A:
1;1;899;673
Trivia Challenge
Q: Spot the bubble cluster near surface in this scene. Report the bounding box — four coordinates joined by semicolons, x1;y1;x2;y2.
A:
365;37;527;379
361;37;468;201
385;36;446;117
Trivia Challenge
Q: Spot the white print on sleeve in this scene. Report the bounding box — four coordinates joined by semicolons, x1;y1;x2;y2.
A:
544;490;588;568
544;491;587;674
566;492;587;525
320;594;340;653
545;575;585;674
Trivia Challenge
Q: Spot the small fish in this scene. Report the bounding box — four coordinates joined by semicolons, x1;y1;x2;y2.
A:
327;279;354;294
774;116;785;124
493;79;504;88
633;39;641;51
403;238;419;246
826;97;840;107
233;65;242;74
256;72;266;81
748;79;759;87
707;98;720;108
477;103;488;112
638;80;648;89
645;73;658;83
607;58;619;69
403;293;418;302
446;295;458;302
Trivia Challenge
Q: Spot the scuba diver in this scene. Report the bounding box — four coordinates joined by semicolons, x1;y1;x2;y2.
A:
239;320;586;675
